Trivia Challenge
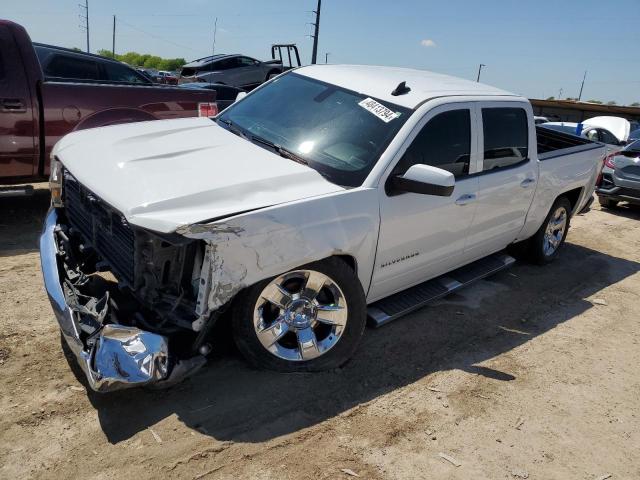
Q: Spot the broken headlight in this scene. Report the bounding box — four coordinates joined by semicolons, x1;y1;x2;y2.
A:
49;157;63;208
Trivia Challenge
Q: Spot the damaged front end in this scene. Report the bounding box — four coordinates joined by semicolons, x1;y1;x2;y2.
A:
40;185;209;392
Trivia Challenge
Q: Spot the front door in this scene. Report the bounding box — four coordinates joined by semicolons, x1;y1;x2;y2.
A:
369;103;480;301
0;24;37;180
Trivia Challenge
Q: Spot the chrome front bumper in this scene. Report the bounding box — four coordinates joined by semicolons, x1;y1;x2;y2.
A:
39;209;171;392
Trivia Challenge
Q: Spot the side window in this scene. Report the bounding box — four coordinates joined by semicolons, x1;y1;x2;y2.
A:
215;58;237;70
482;107;528;171
102;61;148;84
585;129;599;142
394;109;471;177
598;129;618;145
44;54;99;80
238;57;256;67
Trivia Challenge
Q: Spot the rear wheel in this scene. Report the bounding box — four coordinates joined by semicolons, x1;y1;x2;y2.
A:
526;197;572;265
598;197;618;209
265;70;280;81
232;258;366;372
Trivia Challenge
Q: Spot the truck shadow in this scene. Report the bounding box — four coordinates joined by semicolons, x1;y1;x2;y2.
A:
78;241;639;444
0;187;50;257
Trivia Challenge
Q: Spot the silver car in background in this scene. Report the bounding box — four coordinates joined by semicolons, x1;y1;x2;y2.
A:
179;54;283;89
596;139;640;208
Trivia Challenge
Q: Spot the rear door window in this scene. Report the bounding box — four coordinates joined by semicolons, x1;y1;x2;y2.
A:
101;61;149;84
44;54;99;80
481;108;529;171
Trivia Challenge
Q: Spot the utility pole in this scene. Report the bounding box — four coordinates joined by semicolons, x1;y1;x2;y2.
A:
558;87;563;99
310;0;321;64
325;52;330;64
112;15;116;57
476;63;485;82
78;0;90;53
212;17;218;56
578;70;587;101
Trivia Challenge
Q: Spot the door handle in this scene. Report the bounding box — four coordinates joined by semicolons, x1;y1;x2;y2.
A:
1;98;25;112
520;178;536;188
455;193;476;205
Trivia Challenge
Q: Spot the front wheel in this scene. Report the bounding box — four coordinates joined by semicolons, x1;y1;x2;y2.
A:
527;197;572;265
232;258;367;372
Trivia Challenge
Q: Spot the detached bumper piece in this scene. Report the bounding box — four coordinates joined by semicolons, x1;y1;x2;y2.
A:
40;209;203;392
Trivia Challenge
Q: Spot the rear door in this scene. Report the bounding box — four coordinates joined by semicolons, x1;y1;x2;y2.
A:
369;103;480;301
234;56;262;87
463;104;537;262
0;24;37;180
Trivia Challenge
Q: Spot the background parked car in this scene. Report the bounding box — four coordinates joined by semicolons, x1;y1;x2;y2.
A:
179;53;283;89
34;43;152;84
628;128;640;142
542;116;629;155
178;82;244;111
155;70;179;85
596;139;640;208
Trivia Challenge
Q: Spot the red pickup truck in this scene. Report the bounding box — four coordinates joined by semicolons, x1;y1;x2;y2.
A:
0;20;218;187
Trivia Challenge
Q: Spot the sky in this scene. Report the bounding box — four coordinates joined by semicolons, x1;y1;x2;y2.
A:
5;0;640;104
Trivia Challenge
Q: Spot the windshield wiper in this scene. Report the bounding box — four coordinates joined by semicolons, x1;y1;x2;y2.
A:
216;118;247;139
250;134;309;166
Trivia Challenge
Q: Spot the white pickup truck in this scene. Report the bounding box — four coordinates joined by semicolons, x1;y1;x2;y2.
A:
41;65;606;391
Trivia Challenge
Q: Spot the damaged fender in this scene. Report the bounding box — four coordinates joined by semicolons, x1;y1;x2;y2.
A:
179;188;381;318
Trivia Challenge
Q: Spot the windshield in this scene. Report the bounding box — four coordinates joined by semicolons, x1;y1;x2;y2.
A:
625;139;640;152
217;72;412;186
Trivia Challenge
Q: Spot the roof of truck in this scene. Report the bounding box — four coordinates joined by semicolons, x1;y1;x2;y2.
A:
296;64;519;109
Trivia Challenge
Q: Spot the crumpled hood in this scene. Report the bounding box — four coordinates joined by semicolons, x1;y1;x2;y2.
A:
54;117;344;233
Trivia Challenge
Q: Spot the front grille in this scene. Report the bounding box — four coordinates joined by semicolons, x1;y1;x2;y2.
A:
63;170;136;285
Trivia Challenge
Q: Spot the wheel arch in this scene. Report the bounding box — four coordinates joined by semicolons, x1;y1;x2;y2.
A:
559;186;584;215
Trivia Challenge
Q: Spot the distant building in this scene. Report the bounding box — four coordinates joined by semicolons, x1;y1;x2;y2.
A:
530;99;640;123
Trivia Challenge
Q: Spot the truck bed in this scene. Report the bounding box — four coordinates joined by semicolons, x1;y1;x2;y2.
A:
536;125;600;160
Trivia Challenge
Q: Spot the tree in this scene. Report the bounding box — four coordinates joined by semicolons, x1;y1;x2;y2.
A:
95;50;186;71
96;49;114;59
606;101;617;106
546;96;555;100
587;99;603;104
630;102;640;107
143;56;163;69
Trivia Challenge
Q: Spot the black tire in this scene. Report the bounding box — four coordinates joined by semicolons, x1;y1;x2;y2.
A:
598;197;618;209
232;257;367;372
526;197;572;265
265;70;280;82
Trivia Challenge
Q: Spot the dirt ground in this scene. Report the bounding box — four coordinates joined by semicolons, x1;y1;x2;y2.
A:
1;186;639;480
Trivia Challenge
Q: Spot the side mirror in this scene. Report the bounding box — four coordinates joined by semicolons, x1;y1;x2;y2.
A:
235;91;247;103
389;164;455;196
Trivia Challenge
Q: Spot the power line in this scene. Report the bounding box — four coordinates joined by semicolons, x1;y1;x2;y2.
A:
117;18;206;55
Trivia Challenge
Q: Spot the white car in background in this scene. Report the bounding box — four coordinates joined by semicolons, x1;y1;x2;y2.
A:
542;116;630;154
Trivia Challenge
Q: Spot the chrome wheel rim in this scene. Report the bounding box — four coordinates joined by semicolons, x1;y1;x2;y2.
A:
253;270;348;362
543;206;567;256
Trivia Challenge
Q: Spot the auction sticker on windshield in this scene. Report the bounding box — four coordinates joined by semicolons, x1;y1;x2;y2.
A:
358;97;400;123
